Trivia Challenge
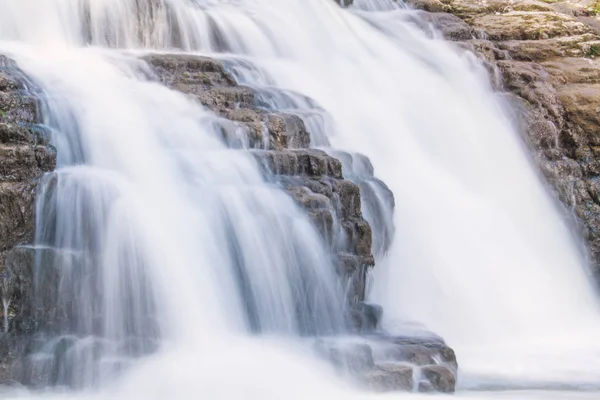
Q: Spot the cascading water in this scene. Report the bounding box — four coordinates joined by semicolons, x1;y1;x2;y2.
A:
0;44;347;388
0;0;599;399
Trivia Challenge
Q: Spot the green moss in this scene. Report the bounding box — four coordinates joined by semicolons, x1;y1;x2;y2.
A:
588;1;600;15
588;44;600;58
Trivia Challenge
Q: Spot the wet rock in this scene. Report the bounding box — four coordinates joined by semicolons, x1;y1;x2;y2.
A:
419;12;475;41
0;64;55;263
418;381;436;392
373;334;458;372
252;149;343;178
471;12;590;41
420;365;456;393
315;340;375;373
0;247;61;334
144;54;236;89
364;364;414;392
146;54;314;150
316;331;456;393
349;302;383;333
0;182;38;255
265;113;311;149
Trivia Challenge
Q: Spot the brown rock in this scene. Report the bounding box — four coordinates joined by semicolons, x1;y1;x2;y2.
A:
472;12;590;41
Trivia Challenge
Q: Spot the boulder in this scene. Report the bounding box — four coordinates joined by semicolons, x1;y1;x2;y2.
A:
420;365;456;393
364;364;414;392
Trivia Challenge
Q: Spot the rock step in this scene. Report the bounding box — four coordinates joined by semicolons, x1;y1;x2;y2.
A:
145;54;314;150
222;109;310;149
0;144;56;182
144;54;236;88
0;183;38;254
278;176;372;258
0;123;49;145
316;335;457;393
251;149;342;178
0;67;38;125
497;34;600;61
471;11;591;41
412;12;475;41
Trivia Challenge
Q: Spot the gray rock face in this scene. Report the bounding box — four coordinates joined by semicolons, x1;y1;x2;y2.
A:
0;58;56;383
316;331;456;393
0;57;56;267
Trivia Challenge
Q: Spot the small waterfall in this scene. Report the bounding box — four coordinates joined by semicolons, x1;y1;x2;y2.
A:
0;45;347;387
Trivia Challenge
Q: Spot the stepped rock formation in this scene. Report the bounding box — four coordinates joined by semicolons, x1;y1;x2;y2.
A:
0;53;456;392
405;0;600;278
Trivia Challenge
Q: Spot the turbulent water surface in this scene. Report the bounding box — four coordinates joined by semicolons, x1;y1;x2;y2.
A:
1;0;600;399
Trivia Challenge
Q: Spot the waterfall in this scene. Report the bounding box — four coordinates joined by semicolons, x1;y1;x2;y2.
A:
1;0;600;398
0;41;346;388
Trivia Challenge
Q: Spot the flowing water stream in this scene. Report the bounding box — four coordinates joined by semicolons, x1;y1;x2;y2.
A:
0;0;600;399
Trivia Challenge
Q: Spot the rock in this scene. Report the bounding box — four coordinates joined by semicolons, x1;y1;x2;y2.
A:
363;364;414;392
349;302;383;333
472;12;590;41
0;247;61;334
542;57;600;84
418;381;436;392
265;113;311;149
370;334;458;373
418;12;475;41
0;64;55;262
251;149;343;178
317;330;457;393
420;365;456;393
405;0;450;13
334;0;354;7
0;182;37;255
498;34;600;61
315;340;375;373
558;84;600;143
